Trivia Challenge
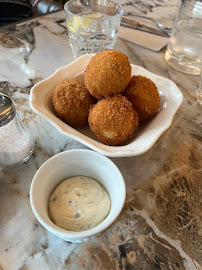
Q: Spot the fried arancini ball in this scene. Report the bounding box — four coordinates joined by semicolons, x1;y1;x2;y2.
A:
84;49;132;99
124;75;160;122
52;78;96;127
88;95;139;146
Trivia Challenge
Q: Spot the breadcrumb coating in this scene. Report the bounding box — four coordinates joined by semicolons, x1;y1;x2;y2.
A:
124;75;160;122
52;78;96;127
85;49;131;99
88;95;139;146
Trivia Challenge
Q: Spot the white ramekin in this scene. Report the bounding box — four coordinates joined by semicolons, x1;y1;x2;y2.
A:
30;149;126;242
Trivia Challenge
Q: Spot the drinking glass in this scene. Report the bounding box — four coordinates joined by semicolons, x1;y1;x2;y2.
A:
64;0;123;58
165;0;202;75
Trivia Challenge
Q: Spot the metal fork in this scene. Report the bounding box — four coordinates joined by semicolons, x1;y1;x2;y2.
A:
123;13;172;35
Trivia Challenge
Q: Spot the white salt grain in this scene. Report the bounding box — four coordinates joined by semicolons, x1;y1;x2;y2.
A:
0;118;33;166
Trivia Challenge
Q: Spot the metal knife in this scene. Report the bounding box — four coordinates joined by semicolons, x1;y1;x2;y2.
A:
121;17;170;38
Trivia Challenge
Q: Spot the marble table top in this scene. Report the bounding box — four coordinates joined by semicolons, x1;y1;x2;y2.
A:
0;0;202;269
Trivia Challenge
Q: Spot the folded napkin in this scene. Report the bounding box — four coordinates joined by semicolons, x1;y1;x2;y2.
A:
118;25;169;52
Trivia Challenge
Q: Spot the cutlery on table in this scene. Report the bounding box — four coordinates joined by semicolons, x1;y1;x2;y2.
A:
123;14;172;34
121;16;171;37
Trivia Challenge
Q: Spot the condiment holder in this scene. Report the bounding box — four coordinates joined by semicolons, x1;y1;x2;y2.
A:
0;94;34;167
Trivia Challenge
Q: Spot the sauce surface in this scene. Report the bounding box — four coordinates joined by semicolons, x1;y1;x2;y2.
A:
48;176;111;231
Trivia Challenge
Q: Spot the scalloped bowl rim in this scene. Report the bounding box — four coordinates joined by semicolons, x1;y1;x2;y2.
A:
29;54;183;157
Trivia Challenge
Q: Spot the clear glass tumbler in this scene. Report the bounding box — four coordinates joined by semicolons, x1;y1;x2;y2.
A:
165;0;202;75
64;0;123;58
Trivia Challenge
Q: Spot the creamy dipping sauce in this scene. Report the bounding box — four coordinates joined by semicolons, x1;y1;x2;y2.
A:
48;176;111;231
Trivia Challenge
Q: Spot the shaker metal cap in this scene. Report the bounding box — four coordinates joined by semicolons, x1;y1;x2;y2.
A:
0;94;16;127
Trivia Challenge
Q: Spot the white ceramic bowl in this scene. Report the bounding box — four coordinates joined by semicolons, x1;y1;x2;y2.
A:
30;149;126;242
29;54;183;157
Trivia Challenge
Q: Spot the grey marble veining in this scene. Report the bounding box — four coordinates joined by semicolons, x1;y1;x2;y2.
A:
0;1;202;269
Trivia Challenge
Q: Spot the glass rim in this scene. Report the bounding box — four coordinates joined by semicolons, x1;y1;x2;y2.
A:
64;0;123;19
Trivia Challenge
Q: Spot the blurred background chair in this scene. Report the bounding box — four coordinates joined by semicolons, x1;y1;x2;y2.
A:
0;0;63;26
31;0;63;15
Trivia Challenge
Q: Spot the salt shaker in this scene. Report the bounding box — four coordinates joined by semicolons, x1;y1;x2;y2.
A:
0;94;34;167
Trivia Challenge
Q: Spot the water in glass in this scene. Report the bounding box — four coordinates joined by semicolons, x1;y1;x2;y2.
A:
165;0;202;75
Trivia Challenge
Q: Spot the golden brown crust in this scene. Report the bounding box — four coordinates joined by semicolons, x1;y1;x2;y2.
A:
84;49;132;99
124;75;160;122
88;95;139;146
52;78;96;127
